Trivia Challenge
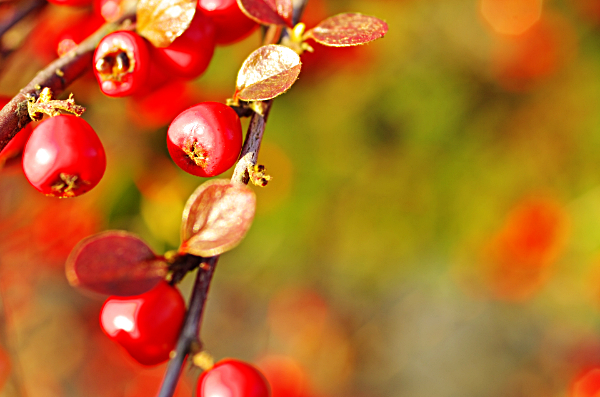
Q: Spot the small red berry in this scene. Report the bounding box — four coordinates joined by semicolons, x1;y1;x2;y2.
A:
197;359;271;397
197;0;258;45
22;115;106;198
167;102;242;177
99;280;186;366
153;10;216;79
94;31;151;97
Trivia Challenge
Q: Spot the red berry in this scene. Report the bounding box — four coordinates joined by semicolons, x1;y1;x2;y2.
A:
197;0;258;45
22;115;106;198
197;359;271;397
94;31;151;97
153;10;216;79
167;102;242;177
47;0;93;7
99;280;186;366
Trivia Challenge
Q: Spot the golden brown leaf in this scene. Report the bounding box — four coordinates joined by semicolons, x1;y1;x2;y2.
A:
137;0;196;48
180;179;256;257
235;44;301;101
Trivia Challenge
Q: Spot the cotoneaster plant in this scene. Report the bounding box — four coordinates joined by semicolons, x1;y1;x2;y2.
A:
0;0;388;396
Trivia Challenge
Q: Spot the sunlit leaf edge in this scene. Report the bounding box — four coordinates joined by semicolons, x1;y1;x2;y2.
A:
237;63;301;101
305;12;389;47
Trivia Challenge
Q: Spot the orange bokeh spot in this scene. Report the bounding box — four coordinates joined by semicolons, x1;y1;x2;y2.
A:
482;196;568;301
480;0;543;35
267;287;330;342
491;13;575;92
571;368;600;397
256;355;312;397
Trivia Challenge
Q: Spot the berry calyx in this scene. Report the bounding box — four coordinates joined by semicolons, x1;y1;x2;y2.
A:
93;31;151;97
99;280;186;366
167;102;242;177
198;0;258;45
197;359;271;397
22;115;105;198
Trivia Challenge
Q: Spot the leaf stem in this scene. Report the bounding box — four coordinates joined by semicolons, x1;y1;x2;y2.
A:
0;9;136;152
157;255;217;397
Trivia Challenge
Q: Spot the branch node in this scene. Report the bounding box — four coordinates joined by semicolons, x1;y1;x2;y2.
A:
27;88;85;120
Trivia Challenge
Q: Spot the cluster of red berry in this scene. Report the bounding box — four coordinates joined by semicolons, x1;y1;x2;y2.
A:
100;280;271;396
1;0;252;197
92;0;256;97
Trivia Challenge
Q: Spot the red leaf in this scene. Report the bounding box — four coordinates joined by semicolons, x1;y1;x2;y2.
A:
306;13;388;47
236;0;293;27
235;44;301;101
180;179;256;257
66;231;168;296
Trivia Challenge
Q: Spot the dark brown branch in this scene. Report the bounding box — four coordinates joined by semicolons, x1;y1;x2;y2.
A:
0;12;135;152
157;256;217;397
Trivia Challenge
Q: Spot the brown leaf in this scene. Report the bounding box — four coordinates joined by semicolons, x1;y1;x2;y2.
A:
137;0;196;48
236;0;293;27
66;231;168;296
235;44;301;101
306;13;388;47
180;179;256;257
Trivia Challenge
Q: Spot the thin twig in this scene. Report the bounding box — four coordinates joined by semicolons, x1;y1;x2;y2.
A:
157;256;217;397
0;10;136;152
157;1;310;396
231;100;273;185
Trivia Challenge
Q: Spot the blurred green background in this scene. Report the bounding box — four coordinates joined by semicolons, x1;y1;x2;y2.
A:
4;0;600;396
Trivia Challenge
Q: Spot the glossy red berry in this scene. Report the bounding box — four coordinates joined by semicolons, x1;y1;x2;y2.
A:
153;10;216;79
167;102;242;177
94;31;151;97
22;115;106;198
197;359;271;397
100;280;186;366
197;0;258;45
